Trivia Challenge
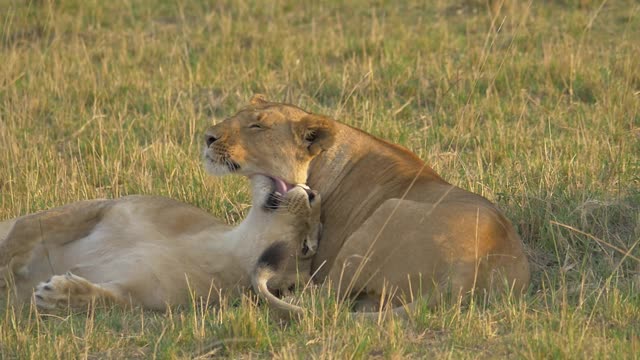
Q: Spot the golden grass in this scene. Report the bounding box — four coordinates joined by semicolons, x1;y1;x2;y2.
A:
1;0;639;358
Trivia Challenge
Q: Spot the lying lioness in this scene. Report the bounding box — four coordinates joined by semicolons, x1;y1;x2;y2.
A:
204;95;530;316
0;175;321;311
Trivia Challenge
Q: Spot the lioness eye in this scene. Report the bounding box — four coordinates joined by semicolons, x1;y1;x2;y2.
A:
249;123;263;129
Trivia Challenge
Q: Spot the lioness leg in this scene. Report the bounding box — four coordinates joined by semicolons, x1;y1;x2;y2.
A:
0;200;113;285
327;198;529;313
33;272;127;310
0;219;18;288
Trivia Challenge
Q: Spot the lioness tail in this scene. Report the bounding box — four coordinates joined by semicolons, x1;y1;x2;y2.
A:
251;242;304;318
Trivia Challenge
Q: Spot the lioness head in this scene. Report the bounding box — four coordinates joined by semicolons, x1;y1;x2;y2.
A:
250;174;322;260
203;95;336;188
249;173;323;317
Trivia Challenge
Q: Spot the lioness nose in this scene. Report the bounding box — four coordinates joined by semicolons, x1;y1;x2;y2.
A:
204;133;218;147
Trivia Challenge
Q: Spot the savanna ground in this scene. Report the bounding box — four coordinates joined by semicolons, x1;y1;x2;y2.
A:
1;0;639;358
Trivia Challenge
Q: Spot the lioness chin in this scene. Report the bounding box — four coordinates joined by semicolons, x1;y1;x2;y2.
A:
0;175;321;311
204;94;530;318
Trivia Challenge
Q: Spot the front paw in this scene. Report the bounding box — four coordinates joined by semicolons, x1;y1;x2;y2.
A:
34;272;94;310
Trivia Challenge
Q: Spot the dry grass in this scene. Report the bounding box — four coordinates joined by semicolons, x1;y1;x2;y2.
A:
1;0;639;358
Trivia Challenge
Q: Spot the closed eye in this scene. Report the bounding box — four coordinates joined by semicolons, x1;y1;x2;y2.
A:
249;123;263;129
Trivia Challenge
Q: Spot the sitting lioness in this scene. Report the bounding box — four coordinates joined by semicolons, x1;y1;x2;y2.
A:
0;175;321;311
204;95;530;316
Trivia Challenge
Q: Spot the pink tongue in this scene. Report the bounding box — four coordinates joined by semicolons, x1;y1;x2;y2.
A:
273;177;293;194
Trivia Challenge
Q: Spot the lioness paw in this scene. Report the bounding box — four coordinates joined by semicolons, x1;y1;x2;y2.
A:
34;272;97;310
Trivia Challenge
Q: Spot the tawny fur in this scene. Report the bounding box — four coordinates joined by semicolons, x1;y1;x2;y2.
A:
0;176;320;311
205;95;530;317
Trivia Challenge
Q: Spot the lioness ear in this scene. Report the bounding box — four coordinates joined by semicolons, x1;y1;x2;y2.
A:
250;94;269;105
295;115;336;156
